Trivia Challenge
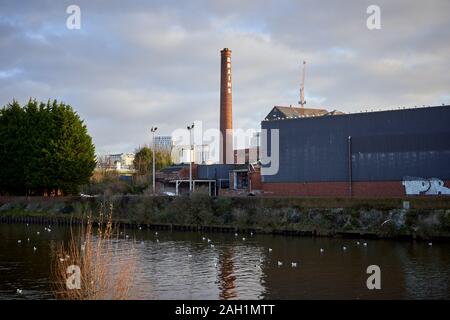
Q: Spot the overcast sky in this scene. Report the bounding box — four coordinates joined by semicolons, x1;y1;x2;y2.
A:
1;0;449;154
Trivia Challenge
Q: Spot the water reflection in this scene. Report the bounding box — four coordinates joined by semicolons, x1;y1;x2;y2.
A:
0;223;449;300
218;247;237;299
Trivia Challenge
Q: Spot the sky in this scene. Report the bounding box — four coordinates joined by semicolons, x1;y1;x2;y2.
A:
1;0;449;154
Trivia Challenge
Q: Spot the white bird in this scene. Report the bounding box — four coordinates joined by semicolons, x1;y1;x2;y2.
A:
156;239;160;243
33;246;37;251
210;244;215;248
188;254;192;258
277;261;283;267
47;228;51;232
356;241;360;245
27;238;30;242
125;235;129;239
138;227;142;230
343;246;347;251
242;237;246;241
36;231;40;235
202;237;206;241
320;248;324;253
207;238;211;243
44;227;48;231
26;223;29;227
291;262;297;267
363;242;367;247
214;263;217;267
250;232;254;236
268;248;273;252
17;240;22;244
234;233;238;237
155;232;158;236
59;258;65;262
17;289;23;294
428;242;433;246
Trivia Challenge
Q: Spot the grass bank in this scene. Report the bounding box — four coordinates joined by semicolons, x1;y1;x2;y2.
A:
1;195;450;240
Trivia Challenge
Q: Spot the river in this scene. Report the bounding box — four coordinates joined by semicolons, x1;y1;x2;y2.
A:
0;223;449;299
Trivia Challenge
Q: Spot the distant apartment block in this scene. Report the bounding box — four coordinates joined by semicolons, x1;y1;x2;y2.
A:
154;136;173;150
97;153;135;170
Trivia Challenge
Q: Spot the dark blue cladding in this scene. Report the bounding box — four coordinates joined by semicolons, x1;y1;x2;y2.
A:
261;105;450;182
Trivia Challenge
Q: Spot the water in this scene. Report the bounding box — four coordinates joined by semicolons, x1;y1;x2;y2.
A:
0;223;449;299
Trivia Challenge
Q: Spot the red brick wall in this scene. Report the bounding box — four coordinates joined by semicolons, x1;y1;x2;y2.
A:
262;181;450;198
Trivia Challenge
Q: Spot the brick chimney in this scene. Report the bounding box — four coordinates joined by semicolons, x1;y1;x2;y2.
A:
220;48;233;164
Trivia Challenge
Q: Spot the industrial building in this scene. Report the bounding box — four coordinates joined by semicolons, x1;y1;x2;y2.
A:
261;105;450;197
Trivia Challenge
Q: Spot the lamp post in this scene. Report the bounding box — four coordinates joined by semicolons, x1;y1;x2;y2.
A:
151;126;158;194
187;123;195;193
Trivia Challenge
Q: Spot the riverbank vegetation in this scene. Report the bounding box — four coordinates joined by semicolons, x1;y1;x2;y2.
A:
1;195;450;240
51;203;137;299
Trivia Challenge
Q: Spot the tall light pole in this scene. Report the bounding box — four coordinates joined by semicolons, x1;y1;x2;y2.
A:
187;123;195;193
151;126;158;194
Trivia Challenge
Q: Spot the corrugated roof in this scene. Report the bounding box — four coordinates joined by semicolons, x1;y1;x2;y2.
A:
274;106;329;117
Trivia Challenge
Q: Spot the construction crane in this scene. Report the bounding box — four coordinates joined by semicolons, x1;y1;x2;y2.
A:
299;60;306;108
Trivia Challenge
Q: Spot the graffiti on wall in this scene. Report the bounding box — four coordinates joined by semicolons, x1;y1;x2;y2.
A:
402;176;450;195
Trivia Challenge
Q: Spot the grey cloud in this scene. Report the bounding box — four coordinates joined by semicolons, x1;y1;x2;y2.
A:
0;0;449;153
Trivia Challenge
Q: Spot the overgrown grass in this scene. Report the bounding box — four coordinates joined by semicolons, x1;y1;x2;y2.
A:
51;203;138;300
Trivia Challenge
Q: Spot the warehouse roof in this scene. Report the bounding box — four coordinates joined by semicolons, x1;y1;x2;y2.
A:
265;105;344;120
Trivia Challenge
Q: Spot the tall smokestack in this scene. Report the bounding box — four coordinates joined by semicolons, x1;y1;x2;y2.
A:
220;48;233;164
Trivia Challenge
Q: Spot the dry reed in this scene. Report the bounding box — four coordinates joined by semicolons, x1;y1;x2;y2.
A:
51;202;138;299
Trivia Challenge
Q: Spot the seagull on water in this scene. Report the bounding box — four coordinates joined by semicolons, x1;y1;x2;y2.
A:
343;246;347;251
17;289;23;294
17;240;21;244
277;261;283;267
363;242;367;247
36;231;40;235
291;262;297;267
320;248;324;253
428;242;433;246
210;244;215;248
268;248;273;252
188;254;193;258
207;238;211;243
27;238;30;242
250;232;254;236
155;232;158;236
242;237;246;241
202;237;206;241
33;246;37;251
356;241;360;245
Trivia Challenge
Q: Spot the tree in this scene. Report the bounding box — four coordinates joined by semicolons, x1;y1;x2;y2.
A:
133;146;172;176
0;99;96;195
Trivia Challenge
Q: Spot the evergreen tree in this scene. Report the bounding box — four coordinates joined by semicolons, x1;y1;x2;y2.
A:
0;99;96;195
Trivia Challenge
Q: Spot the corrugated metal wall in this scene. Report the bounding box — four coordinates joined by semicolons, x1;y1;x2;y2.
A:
261;106;450;182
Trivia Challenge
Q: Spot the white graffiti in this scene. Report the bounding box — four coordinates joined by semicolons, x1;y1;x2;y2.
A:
402;177;450;195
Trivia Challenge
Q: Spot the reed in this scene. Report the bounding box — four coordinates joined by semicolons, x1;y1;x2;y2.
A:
51;202;138;299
